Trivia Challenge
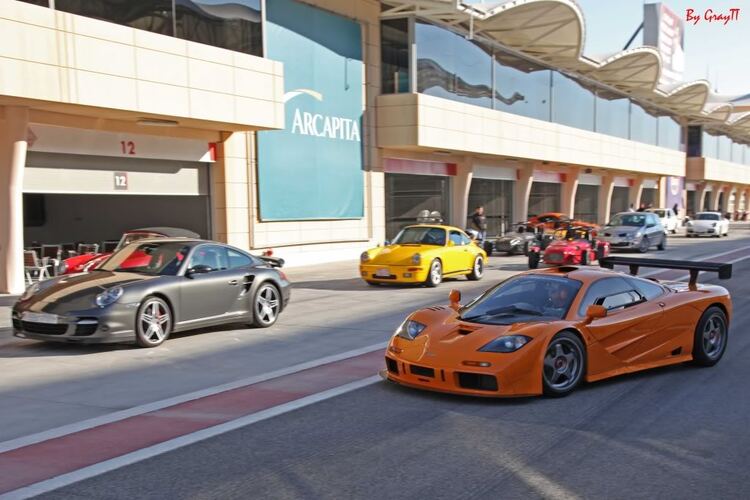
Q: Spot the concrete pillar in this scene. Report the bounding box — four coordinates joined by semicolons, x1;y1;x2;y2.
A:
212;131;251;249
597;174;615;225
451;157;473;229
713;184;728;212
629;176;645;210
657;176;667;208
697;183;712;212
0;106;29;294
561;169;579;218
514;163;534;223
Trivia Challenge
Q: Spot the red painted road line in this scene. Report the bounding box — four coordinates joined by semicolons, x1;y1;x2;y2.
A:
0;349;385;494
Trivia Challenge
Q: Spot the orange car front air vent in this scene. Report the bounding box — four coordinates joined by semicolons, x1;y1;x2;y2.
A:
425;306;446;311
456;326;479;336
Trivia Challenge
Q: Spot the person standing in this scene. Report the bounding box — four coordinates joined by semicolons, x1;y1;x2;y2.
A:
470;206;487;244
628;204;635;212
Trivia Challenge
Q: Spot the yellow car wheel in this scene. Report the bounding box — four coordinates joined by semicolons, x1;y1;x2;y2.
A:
425;259;442;287
467;255;483;281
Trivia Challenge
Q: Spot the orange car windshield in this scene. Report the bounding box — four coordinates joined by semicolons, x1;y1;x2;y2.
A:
461;275;582;325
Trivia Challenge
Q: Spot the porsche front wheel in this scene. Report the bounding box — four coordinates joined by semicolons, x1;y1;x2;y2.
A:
543;332;586;397
467;256;483;281
692;306;728;366
135;296;172;348
425;259;442;287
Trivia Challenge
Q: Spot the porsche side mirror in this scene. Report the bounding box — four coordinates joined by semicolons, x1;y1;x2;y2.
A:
186;264;213;277
448;240;456;246
585;304;607;323
449;289;461;311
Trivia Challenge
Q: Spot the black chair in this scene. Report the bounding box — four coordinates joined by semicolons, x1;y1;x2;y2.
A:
77;243;99;254
101;240;119;253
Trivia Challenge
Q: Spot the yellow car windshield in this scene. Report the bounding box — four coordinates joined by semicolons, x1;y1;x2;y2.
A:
392;227;446;246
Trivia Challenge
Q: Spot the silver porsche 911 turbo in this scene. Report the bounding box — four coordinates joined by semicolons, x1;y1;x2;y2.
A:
12;239;291;347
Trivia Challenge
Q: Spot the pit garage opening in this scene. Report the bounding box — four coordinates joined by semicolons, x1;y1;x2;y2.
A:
23;152;211;249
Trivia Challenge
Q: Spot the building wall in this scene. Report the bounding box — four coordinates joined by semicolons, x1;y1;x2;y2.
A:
377;93;686;177
0;0;284;131
239;0;384;266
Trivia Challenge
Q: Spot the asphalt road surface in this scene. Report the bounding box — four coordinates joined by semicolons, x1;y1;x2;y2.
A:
2;231;750;499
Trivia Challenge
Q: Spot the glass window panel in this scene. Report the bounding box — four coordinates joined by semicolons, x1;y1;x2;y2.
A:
467;178;514;236
415;21;493;108
385;173;451;239
629;101;658;145
595;90;629;139
574;185;599;223
731;140;743;163
493;51;551;121
702;131;719;158
610;186;629;218
55;0;174;36
381;18;410;94
718;136;732;161
657;116;681;150
176;0;262;56
551;73;594;131
528;182;561;216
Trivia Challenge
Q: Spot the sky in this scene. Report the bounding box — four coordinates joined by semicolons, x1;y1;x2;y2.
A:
469;0;750;97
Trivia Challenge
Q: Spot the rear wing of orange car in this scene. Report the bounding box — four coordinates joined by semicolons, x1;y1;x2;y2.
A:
599;256;732;285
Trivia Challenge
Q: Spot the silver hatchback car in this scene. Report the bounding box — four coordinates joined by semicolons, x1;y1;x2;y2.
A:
598;212;667;253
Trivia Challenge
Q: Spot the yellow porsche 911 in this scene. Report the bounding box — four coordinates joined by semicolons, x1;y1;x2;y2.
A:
360;225;487;287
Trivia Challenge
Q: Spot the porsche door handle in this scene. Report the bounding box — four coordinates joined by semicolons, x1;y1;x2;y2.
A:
228;279;239;286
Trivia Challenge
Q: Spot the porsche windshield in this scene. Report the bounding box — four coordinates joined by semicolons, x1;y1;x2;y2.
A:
607;214;647;227
696;213;720;221
99;242;191;275
460;275;582;325
392;227;446;246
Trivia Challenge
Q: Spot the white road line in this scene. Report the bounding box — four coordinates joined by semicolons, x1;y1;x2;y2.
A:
0;342;387;455
0;375;382;500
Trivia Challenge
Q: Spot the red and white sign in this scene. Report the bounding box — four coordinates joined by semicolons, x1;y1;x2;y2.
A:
383;158;457;176
28;124;215;163
644;3;685;86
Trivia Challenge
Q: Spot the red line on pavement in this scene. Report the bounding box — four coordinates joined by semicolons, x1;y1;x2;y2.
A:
0;349;384;494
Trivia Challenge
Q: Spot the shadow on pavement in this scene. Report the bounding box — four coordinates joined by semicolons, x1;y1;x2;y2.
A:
0;322;259;358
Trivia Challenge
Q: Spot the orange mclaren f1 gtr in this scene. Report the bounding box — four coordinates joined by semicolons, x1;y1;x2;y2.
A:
383;257;732;397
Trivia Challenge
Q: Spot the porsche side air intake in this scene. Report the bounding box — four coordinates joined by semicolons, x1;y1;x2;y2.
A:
598;256;732;285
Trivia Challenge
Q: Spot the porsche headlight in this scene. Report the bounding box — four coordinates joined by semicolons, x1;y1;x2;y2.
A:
687;221;693;226
510;238;521;246
394;319;426;340
479;335;532;353
95;286;123;308
411;253;421;265
712;222;717;227
21;282;41;300
360;251;370;263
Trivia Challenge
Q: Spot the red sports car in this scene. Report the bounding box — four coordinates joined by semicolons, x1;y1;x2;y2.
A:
528;227;609;269
60;227;200;274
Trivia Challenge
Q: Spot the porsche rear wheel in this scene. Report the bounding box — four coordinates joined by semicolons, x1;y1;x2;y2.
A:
425;259;442;287
253;283;281;328
467;256;483;281
543;332;586;397
135;296;172;348
692;306;728;366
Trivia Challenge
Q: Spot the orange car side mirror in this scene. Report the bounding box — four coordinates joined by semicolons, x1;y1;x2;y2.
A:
449;289;461;311
585;304;607;323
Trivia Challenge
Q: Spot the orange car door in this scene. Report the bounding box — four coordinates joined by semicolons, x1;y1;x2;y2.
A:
578;277;665;370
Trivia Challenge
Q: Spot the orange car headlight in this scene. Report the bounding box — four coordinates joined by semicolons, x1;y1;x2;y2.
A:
395;319;426;340
479;335;532;353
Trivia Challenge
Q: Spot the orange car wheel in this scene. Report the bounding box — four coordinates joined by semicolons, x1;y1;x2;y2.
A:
692;306;728;367
542;331;586;397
